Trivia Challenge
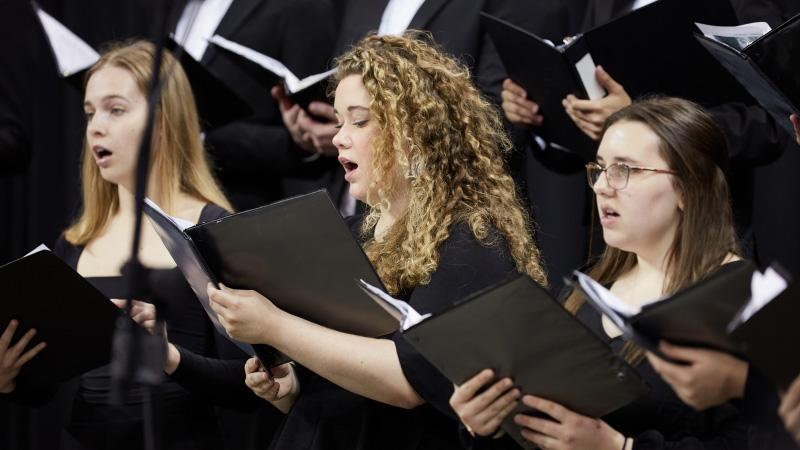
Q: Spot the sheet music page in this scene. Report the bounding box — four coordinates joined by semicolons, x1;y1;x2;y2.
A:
574;53;606;100
144;198;195;230
25;244;51;257
209;35;333;94
358;279;430;330
736;266;788;324
695;22;772;51
34;5;100;77
573;271;640;317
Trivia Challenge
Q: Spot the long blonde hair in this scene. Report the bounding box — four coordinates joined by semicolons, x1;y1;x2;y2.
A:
564;97;740;363
65;40;231;245
334;33;547;295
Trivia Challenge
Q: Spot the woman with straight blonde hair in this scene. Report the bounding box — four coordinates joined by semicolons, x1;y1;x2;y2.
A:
206;32;547;450
0;40;259;449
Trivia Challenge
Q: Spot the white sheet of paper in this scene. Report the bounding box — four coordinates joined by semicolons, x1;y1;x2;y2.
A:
574;271;641;317
35;5;100;77
209;35;334;94
358;279;430;330
575;53;606;101
25;244;50;257
695;21;772;50
738;266;788;323
144;198;196;230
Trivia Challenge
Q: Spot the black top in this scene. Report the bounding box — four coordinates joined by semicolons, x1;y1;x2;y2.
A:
13;204;260;449
268;217;519;450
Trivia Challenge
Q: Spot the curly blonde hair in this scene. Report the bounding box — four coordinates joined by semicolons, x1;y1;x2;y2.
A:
334;32;547;295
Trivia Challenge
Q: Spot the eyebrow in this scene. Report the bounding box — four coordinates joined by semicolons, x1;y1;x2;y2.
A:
597;155;638;164
83;95;129;107
333;105;370;114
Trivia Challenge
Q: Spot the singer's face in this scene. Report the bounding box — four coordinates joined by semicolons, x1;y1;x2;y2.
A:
593;120;682;256
332;74;380;203
83;65;148;188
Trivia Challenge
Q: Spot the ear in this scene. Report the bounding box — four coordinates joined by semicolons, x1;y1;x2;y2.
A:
677;191;685;211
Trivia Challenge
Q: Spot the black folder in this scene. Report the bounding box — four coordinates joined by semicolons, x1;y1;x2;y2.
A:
208;35;333;110
0;249;122;387
144;191;397;368
482;0;750;159
572;261;757;362
696;14;800;141
729;267;799;391
388;275;648;450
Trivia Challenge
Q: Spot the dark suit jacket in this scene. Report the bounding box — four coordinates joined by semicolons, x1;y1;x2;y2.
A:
0;0;34;177
199;0;336;210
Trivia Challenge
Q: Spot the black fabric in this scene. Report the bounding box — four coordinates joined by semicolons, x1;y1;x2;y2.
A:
269;218;518;450
736;367;800;450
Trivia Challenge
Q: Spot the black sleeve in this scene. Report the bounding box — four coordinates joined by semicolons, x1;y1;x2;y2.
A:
630;404;749;450
392;224;518;419
168;332;259;412
710;103;792;164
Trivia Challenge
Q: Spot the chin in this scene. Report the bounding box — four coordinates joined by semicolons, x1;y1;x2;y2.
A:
601;230;633;253
348;185;367;203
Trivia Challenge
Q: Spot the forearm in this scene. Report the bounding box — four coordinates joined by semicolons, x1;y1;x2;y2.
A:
269;311;423;409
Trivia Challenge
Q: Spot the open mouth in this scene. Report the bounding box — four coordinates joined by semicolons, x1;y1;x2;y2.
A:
601;206;620;219
93;146;113;164
338;156;358;174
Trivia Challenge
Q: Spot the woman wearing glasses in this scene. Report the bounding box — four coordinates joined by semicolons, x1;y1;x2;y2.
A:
450;97;749;450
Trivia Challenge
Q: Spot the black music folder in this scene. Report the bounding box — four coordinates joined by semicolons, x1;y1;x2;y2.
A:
482;0;750;159
359;276;647;449
0;247;121;386
729;265;799;390
208;34;334;109
144;191;397;368
696;14;800;141
571;261;757;361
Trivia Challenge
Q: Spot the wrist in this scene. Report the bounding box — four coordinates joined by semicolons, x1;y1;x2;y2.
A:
725;360;748;400
164;343;181;375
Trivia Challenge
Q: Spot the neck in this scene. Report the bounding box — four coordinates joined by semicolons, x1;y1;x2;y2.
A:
375;192;409;238
632;232;675;293
116;178;164;218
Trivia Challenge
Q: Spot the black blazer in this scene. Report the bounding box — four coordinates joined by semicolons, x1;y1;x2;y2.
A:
199;0;336;210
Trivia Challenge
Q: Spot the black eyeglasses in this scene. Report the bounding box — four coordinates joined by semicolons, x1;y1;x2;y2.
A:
585;162;677;190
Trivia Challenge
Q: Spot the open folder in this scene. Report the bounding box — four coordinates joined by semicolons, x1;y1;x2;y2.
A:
728;264;799;390
143;191;397;368
209;35;335;109
0;246;123;387
358;276;647;450
571;261;757;361
482;0;750;159
695;14;800;141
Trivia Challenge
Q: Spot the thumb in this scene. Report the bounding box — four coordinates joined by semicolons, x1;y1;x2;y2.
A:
596;66;624;95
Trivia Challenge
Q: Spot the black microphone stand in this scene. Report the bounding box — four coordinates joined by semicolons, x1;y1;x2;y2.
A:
109;1;189;450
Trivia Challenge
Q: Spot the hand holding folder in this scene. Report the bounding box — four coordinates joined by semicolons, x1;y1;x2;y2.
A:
571;260;757;361
358;276;647;449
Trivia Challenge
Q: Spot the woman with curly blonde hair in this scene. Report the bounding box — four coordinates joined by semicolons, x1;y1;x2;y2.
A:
207;32;547;449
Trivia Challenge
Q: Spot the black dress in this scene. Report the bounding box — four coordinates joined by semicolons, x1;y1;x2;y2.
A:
9;204;263;450
268;218;520;450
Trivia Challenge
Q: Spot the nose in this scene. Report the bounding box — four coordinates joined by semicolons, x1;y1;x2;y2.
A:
331;126;349;151
592;171;615;197
86;113;105;137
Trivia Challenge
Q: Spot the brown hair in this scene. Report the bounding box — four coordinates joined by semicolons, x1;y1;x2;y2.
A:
65;40;231;245
333;32;547;295
564;96;740;363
